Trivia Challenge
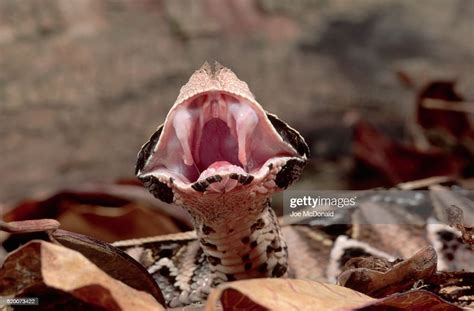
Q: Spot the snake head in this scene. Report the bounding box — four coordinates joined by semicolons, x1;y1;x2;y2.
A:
135;62;309;205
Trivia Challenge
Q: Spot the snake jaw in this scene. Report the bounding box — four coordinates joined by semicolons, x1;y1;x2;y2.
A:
136;62;309;201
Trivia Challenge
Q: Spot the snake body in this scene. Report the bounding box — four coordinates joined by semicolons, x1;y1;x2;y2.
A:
113;63;473;308
116;62;308;307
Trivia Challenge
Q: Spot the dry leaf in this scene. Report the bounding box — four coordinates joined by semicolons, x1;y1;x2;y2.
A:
338;246;437;297
0;218;165;305
2;181;192;243
205;279;374;311
355;289;462;311
0;218;60;233
0;240;165;311
416;81;472;144
204;278;463;311
427;271;474;308
353;120;464;184
51;229;166;305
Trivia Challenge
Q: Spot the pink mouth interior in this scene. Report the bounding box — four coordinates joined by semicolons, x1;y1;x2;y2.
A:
144;92;297;183
197;118;240;172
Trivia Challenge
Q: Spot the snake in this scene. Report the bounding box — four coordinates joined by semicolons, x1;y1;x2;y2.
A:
112;62;474;308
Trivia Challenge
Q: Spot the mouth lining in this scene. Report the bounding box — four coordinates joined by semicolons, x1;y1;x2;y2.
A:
140;91;299;184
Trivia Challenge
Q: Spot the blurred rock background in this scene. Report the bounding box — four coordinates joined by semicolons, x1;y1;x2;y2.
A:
1;0;473;202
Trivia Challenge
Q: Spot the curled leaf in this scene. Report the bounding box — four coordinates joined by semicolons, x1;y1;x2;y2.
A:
355;289;462;311
0;219;60;233
352;120;463;184
0;240;165;310
2;182;192;243
51;229;166;305
338;246;437;297
416;81;472;144
205;279;374;311
427;271;474;308
0;219;166;305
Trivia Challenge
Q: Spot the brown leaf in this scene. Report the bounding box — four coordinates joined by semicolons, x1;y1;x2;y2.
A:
416;81;472;143
355;290;462;311
353;120;464;184
0;218;60;233
51;229;166;305
342;256;394;273
2;181;192;243
427;271;474;308
338;246;437;297
205;279;374;311
0;219;166;305
0;240;165;310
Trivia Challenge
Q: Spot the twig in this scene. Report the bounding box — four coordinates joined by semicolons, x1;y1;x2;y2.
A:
0;219;60;233
421;98;474;114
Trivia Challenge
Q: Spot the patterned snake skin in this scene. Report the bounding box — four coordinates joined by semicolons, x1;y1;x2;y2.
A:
113;63;473;307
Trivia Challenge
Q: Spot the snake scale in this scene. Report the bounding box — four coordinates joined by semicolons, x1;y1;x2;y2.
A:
112;62;474;308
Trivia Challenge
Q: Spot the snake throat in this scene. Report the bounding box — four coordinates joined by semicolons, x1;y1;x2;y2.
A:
196;198;288;282
133;62;310;307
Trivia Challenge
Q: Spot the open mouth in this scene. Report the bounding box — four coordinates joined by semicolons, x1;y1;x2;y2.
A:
138;91;300;187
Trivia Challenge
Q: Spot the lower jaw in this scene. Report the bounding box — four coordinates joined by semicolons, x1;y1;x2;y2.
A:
190;198;288;285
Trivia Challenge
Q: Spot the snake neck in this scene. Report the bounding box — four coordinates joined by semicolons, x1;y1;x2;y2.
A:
186;197;288;285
